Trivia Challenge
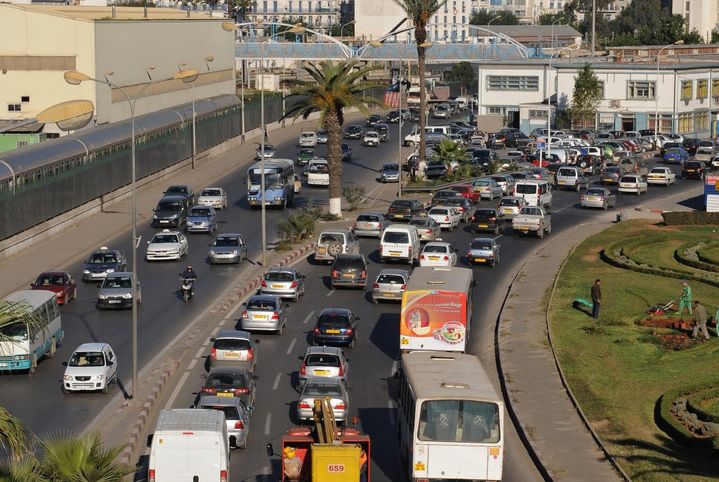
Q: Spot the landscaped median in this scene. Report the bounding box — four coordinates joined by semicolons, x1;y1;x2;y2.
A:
549;219;719;481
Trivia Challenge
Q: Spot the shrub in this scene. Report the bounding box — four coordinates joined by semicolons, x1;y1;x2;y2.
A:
657;380;719;448
342;185;367;212
276;203;321;244
686;387;719;424
661;211;719;225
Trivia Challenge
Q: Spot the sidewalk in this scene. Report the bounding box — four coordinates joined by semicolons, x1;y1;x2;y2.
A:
497;193;694;481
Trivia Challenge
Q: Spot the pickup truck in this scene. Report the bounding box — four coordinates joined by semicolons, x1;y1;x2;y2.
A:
512;206;552;239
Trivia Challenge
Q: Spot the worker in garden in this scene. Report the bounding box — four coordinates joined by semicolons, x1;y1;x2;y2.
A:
678;280;693;316
692;300;710;341
591;279;601;319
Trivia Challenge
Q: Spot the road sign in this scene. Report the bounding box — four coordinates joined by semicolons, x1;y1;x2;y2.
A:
537;138;546;149
580;147;588;155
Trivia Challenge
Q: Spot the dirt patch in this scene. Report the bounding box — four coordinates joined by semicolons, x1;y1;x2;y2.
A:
656;333;698;350
638;317;690;330
638;317;701;350
582;245;604;262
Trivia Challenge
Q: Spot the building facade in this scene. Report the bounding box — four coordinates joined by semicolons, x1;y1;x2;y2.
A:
672;0;719;43
247;0;343;33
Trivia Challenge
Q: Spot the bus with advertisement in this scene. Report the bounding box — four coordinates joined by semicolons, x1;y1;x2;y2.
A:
246;159;299;209
399;267;474;353
398;351;505;482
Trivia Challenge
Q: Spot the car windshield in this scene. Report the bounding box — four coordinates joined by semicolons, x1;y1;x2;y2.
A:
409;219;428;227
436;191;457;198
558;168;576;176
474;181;489;187
423;245;448;254
586;189;605;196
157;201;182;211
265;271;295;282
88;253;117;264
247;299;277;311
419;400;500;443
306;355;340;367
383;164;399;171
667;149;682;154
319;233;344;244
384;230;409;243
102;276;132;289
249;173;283;188
444;199;464;206
69;351;105;367
686;162;702;168
471;240;493;250
317;314;350;328
207;372;249;388
214;338;251;351
377;274;405;284
603;168;620;174
474;210;496;217
309;163;329;174
357;215;380;223
348;126;361;132
213;237;239;247
201;189;222;197
304;383;343;397
151;235;179;244
333;257;363;270
515;184;537;194
301;133;314;138
165;186;187;195
473;150;491;159
202;405;240;420
35;274;64;285
499;199;518;207
622;176;638;183
520;207;542;216
650;168;665;174
430;209;448;215
0;323;27;341
189;208;212;217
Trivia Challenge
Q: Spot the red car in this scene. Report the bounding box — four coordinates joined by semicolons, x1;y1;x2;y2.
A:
449;184;481;203
31;271;77;305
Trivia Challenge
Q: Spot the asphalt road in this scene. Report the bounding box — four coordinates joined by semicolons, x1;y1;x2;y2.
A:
1;109;704;482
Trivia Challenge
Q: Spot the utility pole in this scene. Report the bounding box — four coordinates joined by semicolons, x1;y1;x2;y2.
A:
591;0;596;55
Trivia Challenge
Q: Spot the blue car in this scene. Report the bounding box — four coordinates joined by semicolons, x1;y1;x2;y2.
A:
663;147;689;164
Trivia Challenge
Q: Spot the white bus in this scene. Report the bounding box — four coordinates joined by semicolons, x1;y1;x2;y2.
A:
398;351;504;482
0;290;63;373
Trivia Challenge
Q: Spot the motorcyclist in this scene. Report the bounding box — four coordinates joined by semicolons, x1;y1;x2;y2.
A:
180;265;197;281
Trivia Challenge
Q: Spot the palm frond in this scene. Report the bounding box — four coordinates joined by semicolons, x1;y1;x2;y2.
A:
0;300;48;345
0;407;29;461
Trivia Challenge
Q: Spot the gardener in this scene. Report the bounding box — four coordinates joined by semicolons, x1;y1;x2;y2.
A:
679;280;693;316
591;279;601;319
692;300;710;340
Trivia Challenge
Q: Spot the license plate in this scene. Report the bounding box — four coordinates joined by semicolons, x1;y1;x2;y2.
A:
108;300;120;304
390;252;401;257
589;196;600;201
271;284;283;289
478;224;488;228
0;363;8;367
687;169;695;172
160;220;169;223
558;180;566;184
342;273;354;278
254;314;268;320
519;227;529;231
326;329;340;334
314;370;329;375
475;258;486;263
503;209;512;214
430;256;440;261
217;392;234;397
224;352;240;358
395;214;404;218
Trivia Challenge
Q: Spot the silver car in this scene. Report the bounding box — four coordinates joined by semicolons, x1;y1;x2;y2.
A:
197;187;228;210
97;272;141;309
352;212;388;238
371;269;409;304
299;346;349;385
491;174;516;195
468;237;501;267
408;217;440;242
209;330;257;371
195;396;251;449
296;377;349;424
208;233;247;264
260;267;306;301
497;196;527;219
580;187;617;210
314;229;360;263
186;205;217;233
240;294;288;334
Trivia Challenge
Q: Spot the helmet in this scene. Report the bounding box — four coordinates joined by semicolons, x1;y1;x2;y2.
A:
187;265;193;270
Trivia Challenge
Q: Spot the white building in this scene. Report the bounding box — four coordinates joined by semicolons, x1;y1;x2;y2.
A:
672;0;719;42
248;0;342;33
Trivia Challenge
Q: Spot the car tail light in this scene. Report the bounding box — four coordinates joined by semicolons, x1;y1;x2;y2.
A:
336;403;346;410
314;327;321;334
360;271;367;278
289;280;298;288
221;470;228;482
210;347;217;360
202;387;217;394
149;470;155;482
373;283;379;289
338;364;344;376
261;279;267;287
234;420;245;429
401;284;407;290
241;310;249;320
444;216;449;221
234;387;250;395
427;229;433;234
271;312;280;321
345;328;353;336
490;216;496;221
443;256;449;261
420;255;425;260
299;402;311;409
300;362;306;376
332;270;340;278
247;348;254;360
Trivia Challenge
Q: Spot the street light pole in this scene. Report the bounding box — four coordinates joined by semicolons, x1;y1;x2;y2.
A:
339;19;355;38
655;41;683;142
260;36;267;267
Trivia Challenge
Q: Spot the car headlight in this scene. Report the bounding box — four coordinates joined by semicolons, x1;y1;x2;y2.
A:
170;214;179;219
98;294;107;300
63;375;73;381
153;215;158;220
232;250;239;255
122;293;132;299
106;268;115;273
274;197;282;201
83;270;90;274
169;249;180;254
209;250;216;255
93;375;105;381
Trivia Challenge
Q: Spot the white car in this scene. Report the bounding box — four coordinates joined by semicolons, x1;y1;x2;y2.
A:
197;187;228;210
306;158;330;186
472;178;503;200
712;155;719;168
427;206;462;231
646;167;676;186
618;174;648;195
419;242;458;267
299;131;318;147
146;229;189;261
362;131;380;147
62;343;117;394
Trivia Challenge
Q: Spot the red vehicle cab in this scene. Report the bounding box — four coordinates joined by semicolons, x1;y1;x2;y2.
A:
449;184;480;202
31;271;77;305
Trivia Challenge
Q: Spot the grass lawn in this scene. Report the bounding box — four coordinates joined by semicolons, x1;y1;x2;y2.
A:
550;220;719;481
698;243;719;265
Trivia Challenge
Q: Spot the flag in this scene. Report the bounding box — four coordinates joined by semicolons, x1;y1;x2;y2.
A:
384;91;400;108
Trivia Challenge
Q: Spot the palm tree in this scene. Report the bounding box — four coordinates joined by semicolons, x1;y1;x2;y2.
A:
393;0;447;167
0;299;46;345
1;432;134;482
283;60;383;217
0;407;29;463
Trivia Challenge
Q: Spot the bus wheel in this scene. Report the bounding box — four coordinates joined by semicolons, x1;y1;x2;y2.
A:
48;338;57;359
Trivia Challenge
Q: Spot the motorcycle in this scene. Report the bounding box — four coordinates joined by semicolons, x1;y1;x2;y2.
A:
180;277;195;302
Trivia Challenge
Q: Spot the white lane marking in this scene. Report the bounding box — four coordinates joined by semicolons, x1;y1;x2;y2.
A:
210;326;221;337
286;336;297;355
552;207;567;213
218;318;227;326
326;290;335;297
390;360;398;377
187;358;198;371
388;400;396;426
493;234;504;240
272;371;282;391
264;413;272;435
302;310;315;325
164;371;191;409
194;347;205;359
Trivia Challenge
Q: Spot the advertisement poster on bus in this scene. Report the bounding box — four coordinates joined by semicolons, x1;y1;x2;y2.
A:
400;289;468;352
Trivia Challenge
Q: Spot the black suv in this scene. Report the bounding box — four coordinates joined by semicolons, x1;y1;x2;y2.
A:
164;185;195;205
386;199;425;222
471;208;505;235
386;110;401;123
345;125;363;139
505;131;532;148
152;195;189;228
431;189;463;206
82;247;127;282
330;254;368;289
366;114;382;127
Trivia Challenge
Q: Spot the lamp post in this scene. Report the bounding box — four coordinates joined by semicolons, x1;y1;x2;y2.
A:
546;45;576;159
64;68;160;401
655;40;684;142
222;22;245;143
487;15;501;27
174;67;201;169
339;19;355;39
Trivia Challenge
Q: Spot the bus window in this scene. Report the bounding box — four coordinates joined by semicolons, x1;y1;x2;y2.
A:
0;322;28;341
419;400;499;443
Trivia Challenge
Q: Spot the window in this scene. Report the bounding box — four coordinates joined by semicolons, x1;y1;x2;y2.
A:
419;400;500;443
21;96;29;102
678;113;693;133
529;109;547;119
696;111;709;131
713;79;719;98
488;106;506;115
298;0;302;12
697;79;708;99
626;81;655;100
487;75;539;91
273;0;277;11
262;0;267;11
597;81;605;98
16;140;29;149
681;80;693;100
7;104;21;112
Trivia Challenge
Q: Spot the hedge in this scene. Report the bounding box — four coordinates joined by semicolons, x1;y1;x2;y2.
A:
686;387;719;425
697;242;719;266
657;380;719;449
674;242;719;274
661;211;719;225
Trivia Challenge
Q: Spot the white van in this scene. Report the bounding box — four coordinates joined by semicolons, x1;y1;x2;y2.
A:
299;131;318;147
306;158;329;186
555;166;589;191
380;224;420;265
513;179;552;209
147;409;230;482
403;126;451;146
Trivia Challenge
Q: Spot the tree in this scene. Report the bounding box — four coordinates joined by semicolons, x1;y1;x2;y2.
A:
283;61;382;216
393;0;447;169
229;0;256;23
0;407;28;463
469;9;519;26
446;61;475;92
568;64;602;128
537;12;564;25
2;432;135;482
433;140;467;167
329;22;354;37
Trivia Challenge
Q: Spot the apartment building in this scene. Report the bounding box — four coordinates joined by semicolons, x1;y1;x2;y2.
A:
248;0;343;32
672;0;719;42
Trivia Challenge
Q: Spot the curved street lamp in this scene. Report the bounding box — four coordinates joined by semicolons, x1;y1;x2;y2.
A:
655;40;684;140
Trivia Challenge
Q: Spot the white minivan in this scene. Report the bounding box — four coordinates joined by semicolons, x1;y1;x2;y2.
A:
299;131;318;147
380;224;420;265
514;179;552;209
306;158;329;186
555;166;589;191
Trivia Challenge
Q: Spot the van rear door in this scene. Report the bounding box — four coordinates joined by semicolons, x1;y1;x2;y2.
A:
152;432;226;482
381;230;411;260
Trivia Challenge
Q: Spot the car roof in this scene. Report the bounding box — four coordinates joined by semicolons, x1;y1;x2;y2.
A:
471;237;495;243
424;242;451;247
215;330;252;340
320;229;351;235
158;194;186;202
37;271;70;277
208;366;251;376
74;342;110;352
356;211;384;217
153;230;182;236
248;294;281;303
266;266;298;274
377;268;409;277
200;187;223;192
105;271;133;278
334;253;364;261
197;395;243;407
216;233;242;238
304;346;343;356
318;307;352;317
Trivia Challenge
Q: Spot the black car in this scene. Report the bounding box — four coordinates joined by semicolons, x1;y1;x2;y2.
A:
344;125;363;139
375;123;389;142
505;131;532;148
82;247;127;282
431;189;463;206
471;149;494;169
152;194;189;228
408;107;421;122
312;308;359;348
425;161;450;178
386;199;425;221
682;161;705;180
164;184;195;205
366;114;382;127
386;110;401;123
471;208;505;235
201;367;257;411
682;137;700;155
330;254;368;289
341;143;352;162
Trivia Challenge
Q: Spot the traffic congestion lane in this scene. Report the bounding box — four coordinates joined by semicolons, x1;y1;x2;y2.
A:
0;115;413;436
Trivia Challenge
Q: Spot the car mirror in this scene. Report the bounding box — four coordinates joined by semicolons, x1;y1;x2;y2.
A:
242;302;247;306
62;361;68;366
147;434;154;447
107;361;114;366
298;356;304;361
266;443;274;457
355;316;361;321
210;337;216;342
